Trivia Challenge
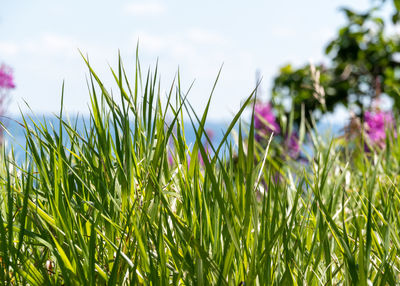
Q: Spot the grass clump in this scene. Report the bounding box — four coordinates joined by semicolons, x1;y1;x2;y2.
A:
0;54;400;285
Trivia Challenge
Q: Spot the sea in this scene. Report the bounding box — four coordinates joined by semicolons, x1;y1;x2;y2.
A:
1;114;344;162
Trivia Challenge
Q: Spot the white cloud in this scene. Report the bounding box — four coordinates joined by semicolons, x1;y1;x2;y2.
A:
135;31;194;61
135;32;169;53
23;34;81;58
130;30;261;120
187;28;228;46
42;34;78;54
135;29;228;59
2;33;114;61
0;34;79;59
1;33;122;115
124;2;166;16
2;29;245;119
0;42;19;56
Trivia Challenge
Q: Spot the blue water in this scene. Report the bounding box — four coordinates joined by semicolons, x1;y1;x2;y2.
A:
2;115;234;160
2;114;344;162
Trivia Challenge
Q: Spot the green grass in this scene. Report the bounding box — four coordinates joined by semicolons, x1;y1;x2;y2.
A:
1;53;400;285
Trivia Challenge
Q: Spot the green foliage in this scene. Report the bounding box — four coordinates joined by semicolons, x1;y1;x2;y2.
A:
272;63;332;123
1;55;400;285
272;3;400;124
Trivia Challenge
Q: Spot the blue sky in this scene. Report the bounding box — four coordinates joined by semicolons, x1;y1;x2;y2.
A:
1;0;381;121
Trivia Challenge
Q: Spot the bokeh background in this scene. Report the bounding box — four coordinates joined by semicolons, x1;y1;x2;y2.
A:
0;0;393;122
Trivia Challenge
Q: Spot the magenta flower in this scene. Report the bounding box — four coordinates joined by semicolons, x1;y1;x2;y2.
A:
254;102;280;141
168;153;174;166
0;64;15;90
205;128;214;141
364;110;395;149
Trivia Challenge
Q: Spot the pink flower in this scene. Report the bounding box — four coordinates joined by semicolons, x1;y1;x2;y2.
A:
168;153;174;166
364;110;395;149
0;64;15;90
254;102;280;141
205;128;214;141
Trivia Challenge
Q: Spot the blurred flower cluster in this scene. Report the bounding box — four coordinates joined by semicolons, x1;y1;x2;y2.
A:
364;110;395;149
345;107;396;152
0;63;15;140
254;102;280;141
254;100;300;159
0;64;15;91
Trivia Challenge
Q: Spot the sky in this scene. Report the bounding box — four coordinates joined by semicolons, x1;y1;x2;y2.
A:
0;0;384;122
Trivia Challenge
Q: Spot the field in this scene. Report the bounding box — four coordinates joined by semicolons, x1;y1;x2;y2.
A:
1;56;400;285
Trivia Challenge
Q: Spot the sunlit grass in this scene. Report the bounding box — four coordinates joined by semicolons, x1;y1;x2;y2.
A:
0;53;400;285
